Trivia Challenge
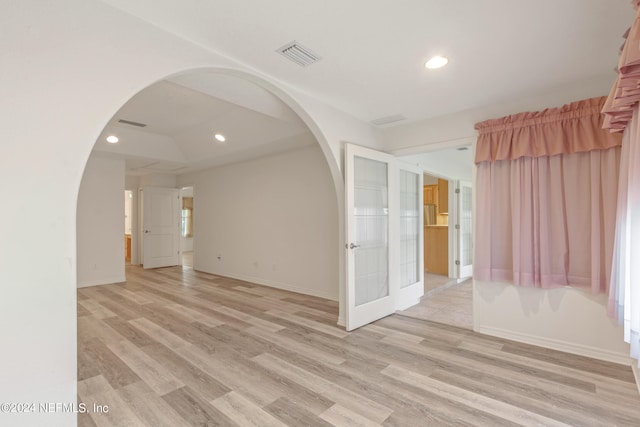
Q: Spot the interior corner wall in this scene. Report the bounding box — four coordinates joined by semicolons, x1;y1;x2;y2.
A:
186;144;339;300
76;155;125;287
125;174;140;190
473;281;631;363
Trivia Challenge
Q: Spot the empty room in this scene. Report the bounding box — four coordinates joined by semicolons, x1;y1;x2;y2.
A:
2;1;640;426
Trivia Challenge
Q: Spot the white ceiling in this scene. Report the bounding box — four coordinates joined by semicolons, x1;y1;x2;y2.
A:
95;78;313;175
101;0;631;124
94;0;633;175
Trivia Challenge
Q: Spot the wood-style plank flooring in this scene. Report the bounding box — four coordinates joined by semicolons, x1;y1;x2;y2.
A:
78;265;640;426
403;278;472;329
423;272;454;294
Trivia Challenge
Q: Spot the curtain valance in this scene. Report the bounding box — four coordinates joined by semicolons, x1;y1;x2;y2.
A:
603;1;640;132
474;97;622;293
476;97;621;163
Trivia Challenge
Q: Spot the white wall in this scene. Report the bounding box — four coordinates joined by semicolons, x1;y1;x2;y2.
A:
125;175;140;190
1;1;373;425
474;282;630;363
403;148;473;181
179;145;338;299
76;155;125;287
139;173;177;188
383;74;618;155
423;174;438;185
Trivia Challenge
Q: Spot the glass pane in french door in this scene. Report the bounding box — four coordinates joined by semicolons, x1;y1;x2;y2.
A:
399;170;420;288
354;155;389;306
461;185;473;267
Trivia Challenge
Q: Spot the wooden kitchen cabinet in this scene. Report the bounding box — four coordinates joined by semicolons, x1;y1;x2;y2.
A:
424;225;448;275
438;179;448;214
125;234;131;261
423;185;438;205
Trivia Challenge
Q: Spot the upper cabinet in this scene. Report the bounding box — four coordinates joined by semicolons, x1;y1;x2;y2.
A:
438;179;448;214
423;185;437;205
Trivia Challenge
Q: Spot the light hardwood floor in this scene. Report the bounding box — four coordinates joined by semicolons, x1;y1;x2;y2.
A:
402;279;473;329
78;265;640;426
424;272;453;294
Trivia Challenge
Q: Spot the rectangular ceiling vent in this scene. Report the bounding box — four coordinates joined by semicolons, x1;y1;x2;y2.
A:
118;119;147;128
371;114;407;126
276;41;321;67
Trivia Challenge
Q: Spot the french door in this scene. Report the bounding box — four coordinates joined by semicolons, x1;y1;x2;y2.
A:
457;180;473;278
396;163;424;310
345;144;423;330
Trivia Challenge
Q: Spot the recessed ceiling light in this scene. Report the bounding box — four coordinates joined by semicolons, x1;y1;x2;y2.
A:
214;133;226;142
425;55;448;70
106;135;119;143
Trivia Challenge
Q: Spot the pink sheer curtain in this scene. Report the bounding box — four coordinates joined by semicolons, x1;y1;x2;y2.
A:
602;1;640;366
608;105;640;365
602;0;640;133
475;97;622;293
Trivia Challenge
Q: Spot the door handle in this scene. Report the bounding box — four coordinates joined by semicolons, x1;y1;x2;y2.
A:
144;229;150;234
348;243;360;249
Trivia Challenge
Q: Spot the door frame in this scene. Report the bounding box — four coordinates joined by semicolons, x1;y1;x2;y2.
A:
422;170;455;278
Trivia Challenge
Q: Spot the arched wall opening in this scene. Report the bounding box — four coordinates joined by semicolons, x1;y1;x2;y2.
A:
76;67;345;305
4;5;364;424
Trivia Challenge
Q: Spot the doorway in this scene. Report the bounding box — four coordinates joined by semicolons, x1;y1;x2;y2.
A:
422;172;450;292
398;146;474;329
77;68;341;299
180;187;194;268
124;190;133;264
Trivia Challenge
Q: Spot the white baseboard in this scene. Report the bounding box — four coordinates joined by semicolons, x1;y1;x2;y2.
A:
195;269;338;301
476;325;633;366
77;276;126;288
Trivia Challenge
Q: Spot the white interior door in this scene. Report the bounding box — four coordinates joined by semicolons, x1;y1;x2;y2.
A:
142;187;181;269
396;163;424;310
345;143;397;331
457;180;473;278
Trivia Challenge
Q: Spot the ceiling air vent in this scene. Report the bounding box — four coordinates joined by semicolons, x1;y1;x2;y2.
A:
276;41;321;67
118;119;147;128
371;114;406;126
